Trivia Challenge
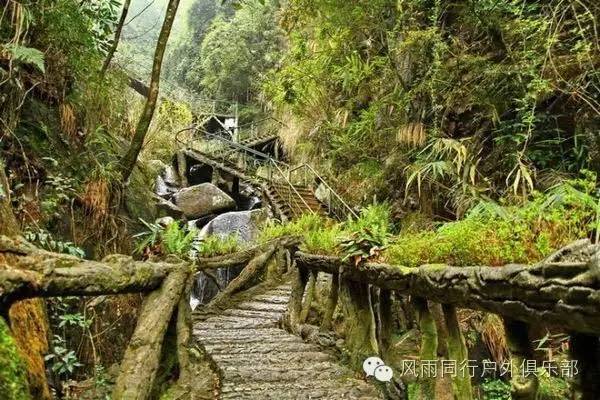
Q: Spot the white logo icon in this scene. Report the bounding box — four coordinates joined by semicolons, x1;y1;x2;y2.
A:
362;356;384;377
363;356;394;382
374;365;393;382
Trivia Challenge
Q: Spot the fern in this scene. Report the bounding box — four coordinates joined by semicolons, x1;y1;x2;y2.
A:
3;44;45;72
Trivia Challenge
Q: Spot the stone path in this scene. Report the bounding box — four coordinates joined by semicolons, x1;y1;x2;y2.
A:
192;284;382;400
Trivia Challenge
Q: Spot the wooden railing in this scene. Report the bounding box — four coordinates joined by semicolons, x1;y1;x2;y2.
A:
285;239;600;400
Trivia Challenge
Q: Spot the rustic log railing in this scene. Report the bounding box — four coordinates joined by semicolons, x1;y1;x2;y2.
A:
286;240;600;400
0;235;298;400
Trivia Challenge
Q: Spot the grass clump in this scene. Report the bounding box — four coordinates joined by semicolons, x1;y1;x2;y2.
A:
196;235;241;257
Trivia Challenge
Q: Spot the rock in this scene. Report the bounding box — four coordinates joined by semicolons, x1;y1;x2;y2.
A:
188;214;218;230
173;183;236;219
163;164;180;187
198;209;267;243
314;183;331;205
156;197;184;219
155;216;175;227
155;175;177;198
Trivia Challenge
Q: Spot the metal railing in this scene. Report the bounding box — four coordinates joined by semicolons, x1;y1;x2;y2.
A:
176;126;357;221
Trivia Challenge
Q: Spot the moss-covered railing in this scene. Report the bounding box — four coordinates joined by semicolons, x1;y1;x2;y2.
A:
0;235;298;400
286;239;600;400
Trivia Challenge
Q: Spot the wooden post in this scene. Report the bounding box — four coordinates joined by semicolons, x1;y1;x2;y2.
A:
300;271;317;323
442;304;473;400
286;264;308;332
412;296;437;400
339;277;379;367
569;333;600;400
503;318;539;400
176;151;189;187
378;289;394;356
112;269;190;400
321;271;339;331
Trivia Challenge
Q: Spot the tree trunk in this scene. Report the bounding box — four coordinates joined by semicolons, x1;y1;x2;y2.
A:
112;269;190;400
0;161;51;400
100;0;131;76
118;0;181;182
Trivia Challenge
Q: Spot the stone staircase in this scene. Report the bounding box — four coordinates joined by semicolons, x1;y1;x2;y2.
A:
193;283;382;399
181;132;355;222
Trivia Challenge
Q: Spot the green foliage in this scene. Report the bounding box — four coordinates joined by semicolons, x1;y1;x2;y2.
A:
340;204;393;263
197;234;241;257
44;335;83;378
0;318;31;400
134;220;197;258
537;369;569;400
2;44;45;72
199;0;282;101
384;173;598;266
162;222;197;256
266;0;600;213
480;379;511;400
24;230;85;258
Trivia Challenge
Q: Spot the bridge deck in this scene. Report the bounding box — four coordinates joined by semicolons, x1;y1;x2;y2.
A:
193;284;382;399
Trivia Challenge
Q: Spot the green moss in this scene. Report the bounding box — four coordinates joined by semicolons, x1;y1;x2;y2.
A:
383;186;594;267
537;370;569;400
0;318;31;400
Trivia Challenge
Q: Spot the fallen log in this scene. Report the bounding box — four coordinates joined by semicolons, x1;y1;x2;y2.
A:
294;240;600;334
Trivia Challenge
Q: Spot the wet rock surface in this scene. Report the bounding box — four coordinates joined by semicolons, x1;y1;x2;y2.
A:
198;209;267;242
173;183;236;218
193;284;382;400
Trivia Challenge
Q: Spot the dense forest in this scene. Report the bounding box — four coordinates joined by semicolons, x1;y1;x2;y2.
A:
1;0;599;399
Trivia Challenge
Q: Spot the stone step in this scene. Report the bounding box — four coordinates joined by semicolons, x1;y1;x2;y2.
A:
202;341;321;355
195;317;279;330
192;327;289;339
221;308;284;321
221;363;349;383
196;333;300;346
210;351;336;366
235;301;288;313
251;294;290;304
220;381;380;400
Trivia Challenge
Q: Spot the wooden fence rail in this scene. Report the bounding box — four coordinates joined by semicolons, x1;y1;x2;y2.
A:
287;239;600;400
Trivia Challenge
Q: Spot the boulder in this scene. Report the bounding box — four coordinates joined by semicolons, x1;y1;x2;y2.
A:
198;209;267;243
155;175;177;198
163;164;180;187
173;183;236;219
156;197;184;219
314;183;331;206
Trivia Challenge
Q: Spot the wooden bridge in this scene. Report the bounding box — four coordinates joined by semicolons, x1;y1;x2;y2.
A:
3;234;600;399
